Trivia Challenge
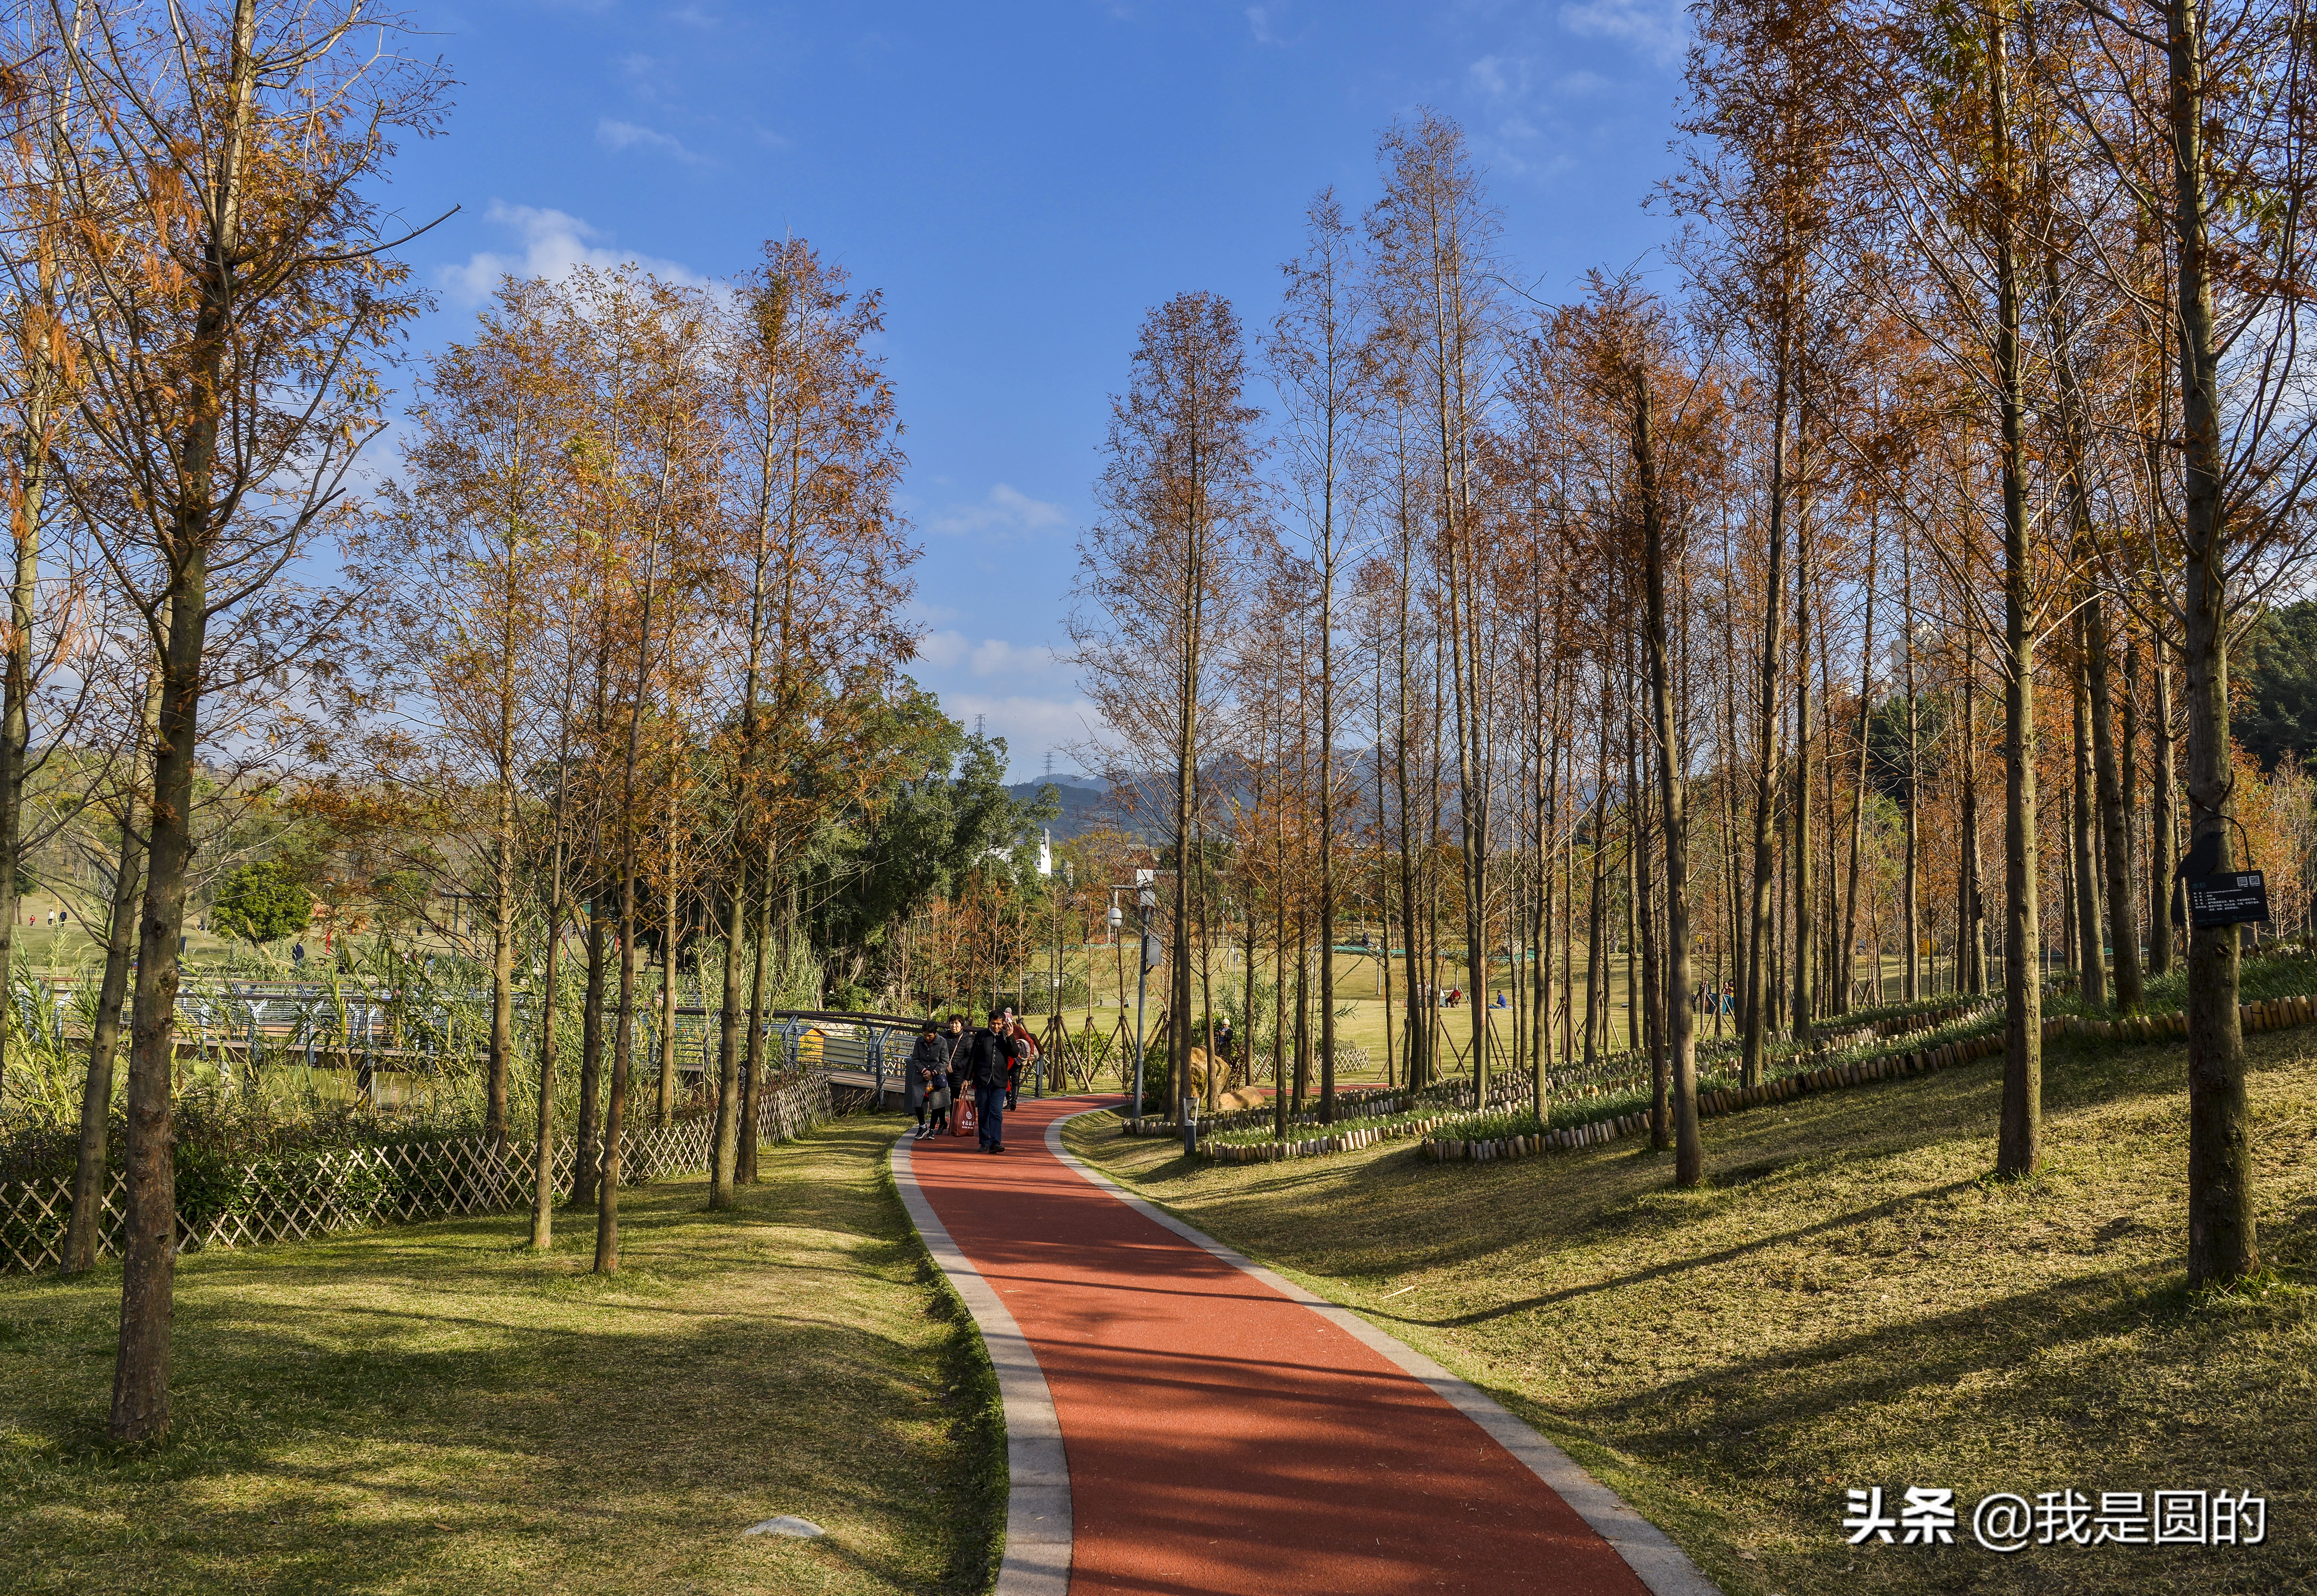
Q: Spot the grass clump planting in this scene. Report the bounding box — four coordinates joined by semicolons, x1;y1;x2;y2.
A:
0;1118;1002;1596
1206;1100;1442;1147
1067;1026;2317;1596
1210;1003;2008;1151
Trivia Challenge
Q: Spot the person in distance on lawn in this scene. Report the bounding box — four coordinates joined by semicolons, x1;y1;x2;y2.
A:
970;1009;1018;1154
906;1021;948;1139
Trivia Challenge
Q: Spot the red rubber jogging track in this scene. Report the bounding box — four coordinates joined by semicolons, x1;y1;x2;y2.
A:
903;1094;1669;1595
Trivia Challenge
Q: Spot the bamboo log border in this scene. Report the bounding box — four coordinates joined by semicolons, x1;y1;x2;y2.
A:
1160;994;2317;1168
1420;999;2310;1165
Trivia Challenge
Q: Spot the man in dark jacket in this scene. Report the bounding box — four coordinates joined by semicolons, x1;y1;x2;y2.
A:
969;1009;1017;1154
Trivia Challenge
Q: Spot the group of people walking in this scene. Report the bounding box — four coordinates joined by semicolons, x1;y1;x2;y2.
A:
905;1010;1040;1154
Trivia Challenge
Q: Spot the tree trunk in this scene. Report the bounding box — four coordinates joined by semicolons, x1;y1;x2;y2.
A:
1535;712;1558;1111
1635;744;1666;1147
596;869;638;1272
1743;348;1788;1081
1991;6;2043;1177
530;775;571;1252
1292;907;1309;1115
2073;634;2107;1006
109;0;265;1435
1273;770;1290;1134
1318;538;1338;1126
1773;801;1788;1033
65;663;162;1275
739;841;775;1184
1374;668;1396;1090
1167;457;1205;1126
2149;631;2178;977
573;896;608;1208
487;563;518;1152
2120;634;2143;991
2171;0;2255;1283
65;819;142;1274
1634;385;1697;1178
1962;637;1989;993
1170;769;1194;1126
1841;530;1878;1013
600;605;665;1268
0;235;62;1112
1903;535;1921;1002
1242;855;1260;1098
532;663;585;1247
2060;804;2077;988
657;841;679;1125
1561;781;1576;1063
711;857;744;1208
112;556;215;1440
1718;526;1747;1033
1791;487;1816;1039
1394;725;1422;1091
1198;826;1220;1114
1586;712;1609;1067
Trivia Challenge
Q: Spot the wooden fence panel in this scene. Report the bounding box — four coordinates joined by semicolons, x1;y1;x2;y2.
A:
0;1068;832;1276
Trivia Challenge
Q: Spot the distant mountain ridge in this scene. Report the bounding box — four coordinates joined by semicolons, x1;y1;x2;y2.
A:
1007;777;1109;840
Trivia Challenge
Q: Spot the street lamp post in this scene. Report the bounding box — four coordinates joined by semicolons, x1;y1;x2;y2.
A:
1131;885;1157;1132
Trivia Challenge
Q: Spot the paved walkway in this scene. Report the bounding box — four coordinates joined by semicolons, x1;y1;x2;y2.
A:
894;1094;1716;1596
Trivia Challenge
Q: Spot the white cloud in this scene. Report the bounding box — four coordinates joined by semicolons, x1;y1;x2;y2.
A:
1468;53;1531;98
925;483;1070;537
1559;0;1687;66
438;201;707;304
596;119;707;164
914;630;1065;680
1247;4;1283;44
942;693;1101;768
968;638;1064;678
916;630;969;669
1469;54;1615;103
1461;53;1617;182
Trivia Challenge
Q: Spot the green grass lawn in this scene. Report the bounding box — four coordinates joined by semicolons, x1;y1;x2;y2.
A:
1066;1029;2317;1596
0;1119;1001;1596
1050;947;1953;1099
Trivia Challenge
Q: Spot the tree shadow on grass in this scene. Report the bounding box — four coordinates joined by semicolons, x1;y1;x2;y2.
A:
1364;1177;1985;1332
1168;1044;2236;1293
1412;1208;2315;1596
0;1128;997;1596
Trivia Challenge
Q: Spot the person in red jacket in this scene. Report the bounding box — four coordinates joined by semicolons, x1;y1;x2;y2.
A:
1007;1015;1040;1108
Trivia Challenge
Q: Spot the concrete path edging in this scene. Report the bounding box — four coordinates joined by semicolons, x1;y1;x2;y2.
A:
1043;1108;1723;1596
892;1132;1071;1596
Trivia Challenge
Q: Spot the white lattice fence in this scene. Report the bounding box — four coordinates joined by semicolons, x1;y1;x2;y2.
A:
0;1068;832;1275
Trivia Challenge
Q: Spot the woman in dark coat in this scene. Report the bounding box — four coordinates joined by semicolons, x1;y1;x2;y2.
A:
942;1014;970;1096
907;1023;949;1139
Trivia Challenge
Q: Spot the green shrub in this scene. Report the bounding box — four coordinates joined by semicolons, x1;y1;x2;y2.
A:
210;860;316;948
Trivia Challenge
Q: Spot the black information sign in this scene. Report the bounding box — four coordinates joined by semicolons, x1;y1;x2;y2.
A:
2184;870;2270;928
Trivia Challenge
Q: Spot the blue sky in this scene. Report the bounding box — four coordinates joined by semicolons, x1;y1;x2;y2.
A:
390;0;1690;778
